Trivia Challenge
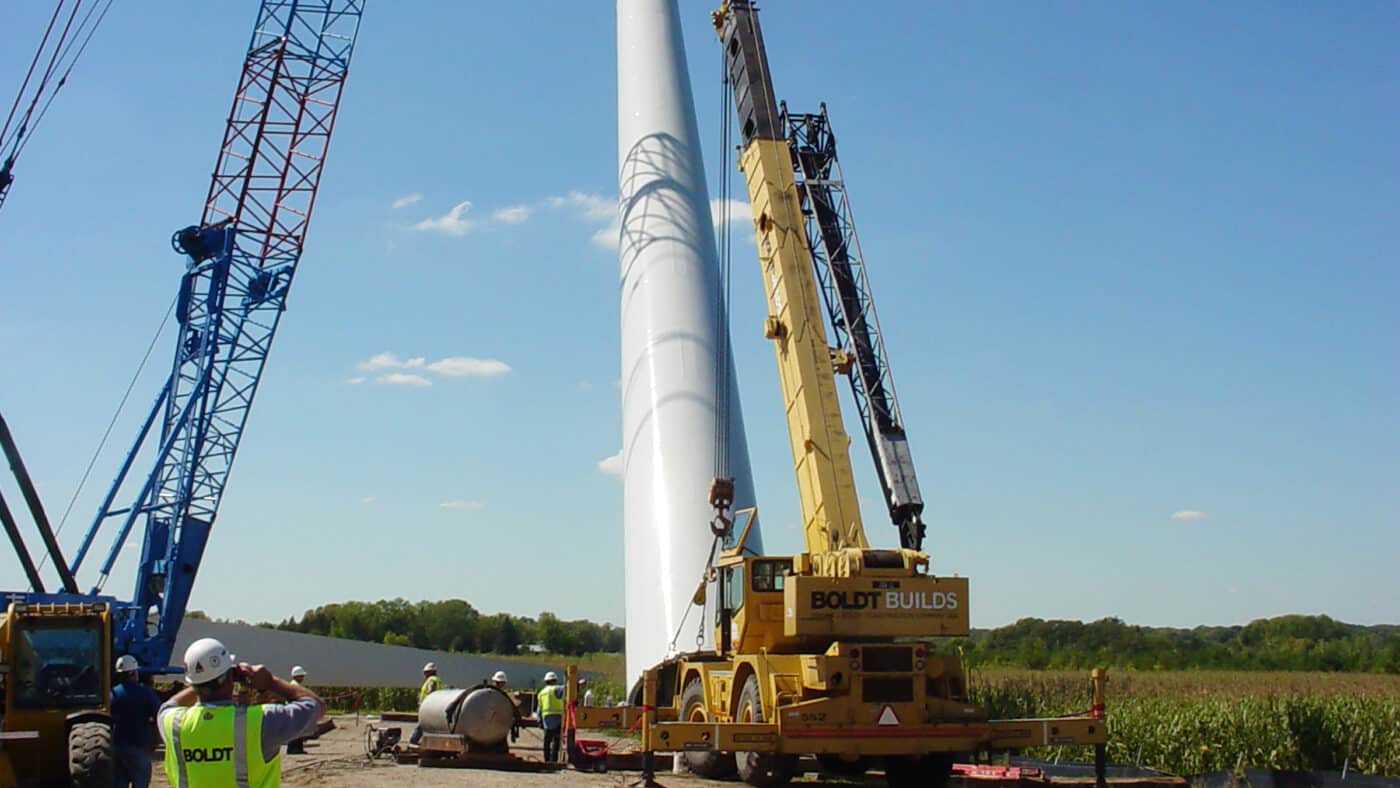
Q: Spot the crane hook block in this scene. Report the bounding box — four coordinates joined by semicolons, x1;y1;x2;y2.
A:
708;477;735;511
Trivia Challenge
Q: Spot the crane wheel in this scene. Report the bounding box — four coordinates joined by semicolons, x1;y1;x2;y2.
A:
68;721;114;788
735;675;795;787
679;677;737;778
883;754;954;788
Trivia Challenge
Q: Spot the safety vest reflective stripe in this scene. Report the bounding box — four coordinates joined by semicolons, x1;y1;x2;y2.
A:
233;706;249;787
169;708;189;788
537;686;564;716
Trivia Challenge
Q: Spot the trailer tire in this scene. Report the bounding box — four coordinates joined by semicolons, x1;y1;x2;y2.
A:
680;677;737;779
69;721;114;788
734;675;795;787
884;754;954;788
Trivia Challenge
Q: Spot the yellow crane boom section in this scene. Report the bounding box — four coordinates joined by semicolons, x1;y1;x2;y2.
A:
738;136;868;556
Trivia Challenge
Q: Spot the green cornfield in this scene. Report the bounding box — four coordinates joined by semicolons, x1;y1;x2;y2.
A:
968;669;1400;777
303;667;1400;777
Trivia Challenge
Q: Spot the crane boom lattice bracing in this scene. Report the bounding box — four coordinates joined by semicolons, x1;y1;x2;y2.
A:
56;0;363;669
784;107;927;552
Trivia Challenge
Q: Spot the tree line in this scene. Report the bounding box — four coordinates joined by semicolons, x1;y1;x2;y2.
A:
203;602;1397;673
957;615;1399;673
260;599;624;656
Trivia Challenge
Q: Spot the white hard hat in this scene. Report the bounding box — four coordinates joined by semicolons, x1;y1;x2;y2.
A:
183;637;236;685
291;665;306;679
115;654;139;673
543;671;558;683
492;670;508;683
423;662;437;672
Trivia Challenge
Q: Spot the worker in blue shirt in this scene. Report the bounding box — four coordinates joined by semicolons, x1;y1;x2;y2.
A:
110;654;161;788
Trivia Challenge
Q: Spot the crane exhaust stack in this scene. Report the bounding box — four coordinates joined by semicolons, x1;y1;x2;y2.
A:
616;0;763;686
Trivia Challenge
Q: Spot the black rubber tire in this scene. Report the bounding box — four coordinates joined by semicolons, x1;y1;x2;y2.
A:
734;675;796;787
817;753;869;777
680;677;737;779
884;754;954;788
68;720;115;788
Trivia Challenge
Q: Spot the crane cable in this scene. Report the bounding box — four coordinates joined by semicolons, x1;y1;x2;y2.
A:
1;0;118;211
35;294;177;576
670;46;742;658
712;42;735;485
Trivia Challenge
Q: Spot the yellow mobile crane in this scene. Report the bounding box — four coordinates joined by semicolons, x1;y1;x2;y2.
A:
575;2;1107;786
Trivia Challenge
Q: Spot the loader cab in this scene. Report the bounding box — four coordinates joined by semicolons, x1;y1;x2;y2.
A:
1;602;114;787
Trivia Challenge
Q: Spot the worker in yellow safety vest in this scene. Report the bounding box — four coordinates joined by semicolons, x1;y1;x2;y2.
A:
409;662;443;745
157;638;324;788
536;671;565;762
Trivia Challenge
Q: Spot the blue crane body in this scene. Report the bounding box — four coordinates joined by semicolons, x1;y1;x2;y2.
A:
3;0;364;672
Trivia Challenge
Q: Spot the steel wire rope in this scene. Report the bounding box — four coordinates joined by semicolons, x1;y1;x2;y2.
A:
1;2;65;146
2;0;85;153
35;293;177;576
8;0;116;161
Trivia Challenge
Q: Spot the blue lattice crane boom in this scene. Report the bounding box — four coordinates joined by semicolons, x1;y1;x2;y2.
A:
4;1;364;672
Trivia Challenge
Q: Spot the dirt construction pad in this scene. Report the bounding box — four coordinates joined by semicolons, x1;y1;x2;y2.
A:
146;714;745;787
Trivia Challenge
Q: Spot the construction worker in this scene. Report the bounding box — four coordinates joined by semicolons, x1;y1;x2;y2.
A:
111;654;160;788
491;670;509;690
409;662;442;746
285;666;309;754
157;637;323;787
536;671;565;762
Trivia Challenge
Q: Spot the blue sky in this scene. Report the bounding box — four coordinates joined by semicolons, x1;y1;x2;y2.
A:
1;1;1395;631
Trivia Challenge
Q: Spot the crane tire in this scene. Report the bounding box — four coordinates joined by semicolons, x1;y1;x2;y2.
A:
69;721;115;788
680;677;737;778
735;675;796;787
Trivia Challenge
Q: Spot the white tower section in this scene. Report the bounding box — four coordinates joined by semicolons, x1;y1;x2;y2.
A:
616;0;763;687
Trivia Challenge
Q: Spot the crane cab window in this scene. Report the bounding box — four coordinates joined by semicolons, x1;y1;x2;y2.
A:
720;564;746;623
12;619;104;709
750;559;787;593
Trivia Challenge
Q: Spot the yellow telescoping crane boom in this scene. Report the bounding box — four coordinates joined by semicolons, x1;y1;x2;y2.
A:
574;4;1109;786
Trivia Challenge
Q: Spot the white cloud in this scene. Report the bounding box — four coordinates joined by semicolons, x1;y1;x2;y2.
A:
549;191;616;221
360;496;377;505
576;380;593;392
597;451;623;477
413;200;476;236
346;376;366;385
492;204;532;224
375;373;432;387
440;500;484;510
1170;510;1207;522
590;219;620;250
425;357;512;377
357;352;425;371
391;192;423;209
710;198;751;229
354;352;510;384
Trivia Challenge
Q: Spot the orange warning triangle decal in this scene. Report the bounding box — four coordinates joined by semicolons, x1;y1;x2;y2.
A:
876;704;900;726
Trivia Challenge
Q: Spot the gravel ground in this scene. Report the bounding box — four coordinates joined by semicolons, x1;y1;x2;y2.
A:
146;714;771;787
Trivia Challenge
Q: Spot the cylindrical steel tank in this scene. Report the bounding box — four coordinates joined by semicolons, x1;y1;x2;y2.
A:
417;687;516;746
616;0;764;688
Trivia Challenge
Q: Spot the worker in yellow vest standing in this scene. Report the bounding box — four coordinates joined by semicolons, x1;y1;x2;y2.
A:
409;662;443;746
536;671;565;763
157;638;323;788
